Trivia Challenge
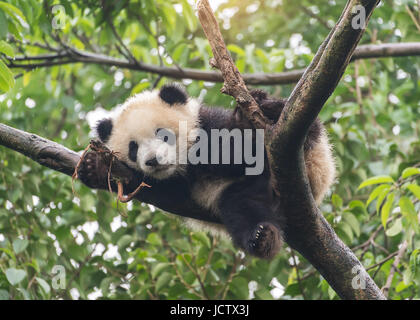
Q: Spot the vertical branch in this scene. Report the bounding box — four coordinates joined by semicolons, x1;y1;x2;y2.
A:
381;240;408;298
273;0;380;152
196;0;268;129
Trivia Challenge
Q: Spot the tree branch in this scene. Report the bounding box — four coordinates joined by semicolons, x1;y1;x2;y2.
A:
197;0;267;129
0;123;215;223
381;240;408;298
6;42;420;85
265;0;386;300
0;123;79;176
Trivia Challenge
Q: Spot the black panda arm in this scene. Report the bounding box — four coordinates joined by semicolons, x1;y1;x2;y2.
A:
250;89;322;151
77;151;220;223
77;151;113;190
249;89;286;123
77;151;144;193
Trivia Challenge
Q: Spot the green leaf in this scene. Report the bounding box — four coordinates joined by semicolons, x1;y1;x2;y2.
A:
0;289;9;300
0;1;27;26
35;277;51;295
155;272;172;292
16;288;30;300
348;200;367;216
191;232;211;248
146;233;162;246
366;184;390;206
227;44;245;57
399;197;417;224
229;277;249;300
181;0;197;31
385;218;403;237
131;81;150;95
376;186;391;213
7;19;21;40
342;212;360;237
151;262;171;279
339;222;354;243
5;268;27;285
358;175;394;190
405;184;420;200
0;59;14;91
381;193;394;229
328;286;336;300
401;167;420;179
0;247;16;261
0;40;14;57
116;235;133;248
12;238;28;254
254;287;273;300
331;194;343;209
395;281;410;293
0;10;7;38
409;249;419;278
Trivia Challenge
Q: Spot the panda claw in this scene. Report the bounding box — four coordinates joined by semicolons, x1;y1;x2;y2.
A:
247;222;282;260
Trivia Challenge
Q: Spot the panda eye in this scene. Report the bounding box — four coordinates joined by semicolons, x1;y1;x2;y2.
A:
155;128;167;142
155;128;175;145
128;141;138;162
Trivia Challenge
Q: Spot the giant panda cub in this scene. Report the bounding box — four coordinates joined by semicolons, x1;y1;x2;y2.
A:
78;84;335;259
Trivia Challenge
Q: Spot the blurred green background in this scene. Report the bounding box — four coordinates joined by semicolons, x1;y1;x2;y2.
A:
0;0;419;300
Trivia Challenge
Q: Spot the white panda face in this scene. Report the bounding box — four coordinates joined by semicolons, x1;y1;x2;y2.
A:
130;127;179;179
96;84;200;180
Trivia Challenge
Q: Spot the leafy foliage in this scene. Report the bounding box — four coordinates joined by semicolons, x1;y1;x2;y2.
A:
0;0;419;300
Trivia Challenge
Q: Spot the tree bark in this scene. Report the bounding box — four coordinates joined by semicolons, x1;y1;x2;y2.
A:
7;42;420;85
268;0;385;300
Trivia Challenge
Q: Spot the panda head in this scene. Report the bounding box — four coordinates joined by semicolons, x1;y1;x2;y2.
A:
95;83;200;179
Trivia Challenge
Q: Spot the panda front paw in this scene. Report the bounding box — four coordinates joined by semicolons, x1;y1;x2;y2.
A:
248;222;283;259
76;152;110;189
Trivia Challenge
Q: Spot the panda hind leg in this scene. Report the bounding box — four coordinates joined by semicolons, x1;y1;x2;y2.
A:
218;195;283;259
248;221;283;259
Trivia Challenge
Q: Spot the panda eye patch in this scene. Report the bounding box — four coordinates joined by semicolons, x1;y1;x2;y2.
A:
155;128;176;145
128;141;138;162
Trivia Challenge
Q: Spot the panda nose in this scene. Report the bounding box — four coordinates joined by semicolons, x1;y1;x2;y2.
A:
145;157;159;167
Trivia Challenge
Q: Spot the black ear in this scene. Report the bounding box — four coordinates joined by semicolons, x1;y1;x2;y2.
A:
159;83;188;106
96;118;113;143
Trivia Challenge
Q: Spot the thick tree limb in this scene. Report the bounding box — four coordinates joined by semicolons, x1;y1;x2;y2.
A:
0;123;214;223
6;42;420;85
265;0;386;300
0;123;79;176
274;0;381;148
